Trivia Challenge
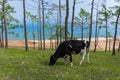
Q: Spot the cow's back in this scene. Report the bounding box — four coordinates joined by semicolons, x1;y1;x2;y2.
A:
54;40;72;57
53;40;86;57
70;40;85;53
71;40;85;49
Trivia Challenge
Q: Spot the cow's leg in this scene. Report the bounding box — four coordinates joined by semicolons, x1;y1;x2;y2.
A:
64;55;69;65
86;49;90;64
80;49;86;65
66;47;73;66
69;54;73;67
86;52;90;63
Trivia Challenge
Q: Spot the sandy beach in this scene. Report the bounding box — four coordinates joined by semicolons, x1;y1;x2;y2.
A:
4;37;120;51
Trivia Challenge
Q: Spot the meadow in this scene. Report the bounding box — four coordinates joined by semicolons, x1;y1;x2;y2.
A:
0;48;120;80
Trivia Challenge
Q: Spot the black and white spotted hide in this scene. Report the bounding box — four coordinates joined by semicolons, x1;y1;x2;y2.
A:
49;40;90;66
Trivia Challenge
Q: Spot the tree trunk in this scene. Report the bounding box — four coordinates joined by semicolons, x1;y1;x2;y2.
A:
94;0;99;52
59;0;62;43
71;0;76;40
38;0;42;50
32;20;35;49
0;32;1;47
23;0;28;51
109;39;111;51
42;0;45;50
112;7;120;55
1;18;4;48
56;11;59;47
3;0;8;48
118;41;120;53
81;20;83;40
65;0;69;41
50;27;53;49
37;21;40;50
105;19;108;52
89;0;94;50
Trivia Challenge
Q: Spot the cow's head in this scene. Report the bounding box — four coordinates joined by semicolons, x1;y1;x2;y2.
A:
49;55;57;66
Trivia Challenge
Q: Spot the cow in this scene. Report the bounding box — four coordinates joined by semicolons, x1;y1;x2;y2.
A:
49;40;90;66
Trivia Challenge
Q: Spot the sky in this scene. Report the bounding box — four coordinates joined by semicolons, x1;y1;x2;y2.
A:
0;0;119;40
106;0;119;7
7;0;119;23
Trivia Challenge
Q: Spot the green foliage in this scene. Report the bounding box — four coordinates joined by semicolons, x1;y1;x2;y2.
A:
98;4;112;31
49;25;69;40
8;24;19;29
99;4;112;21
75;8;90;25
32;32;35;37
0;48;120;80
26;11;37;21
0;1;21;40
51;3;65;10
75;8;90;30
45;11;53;19
8;32;19;38
7;15;19;23
5;4;16;14
110;5;120;18
108;32;112;37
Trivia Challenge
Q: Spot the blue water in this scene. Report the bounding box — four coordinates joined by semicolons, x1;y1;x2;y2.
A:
7;23;119;40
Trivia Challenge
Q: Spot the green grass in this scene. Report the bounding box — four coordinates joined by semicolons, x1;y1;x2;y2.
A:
0;48;120;80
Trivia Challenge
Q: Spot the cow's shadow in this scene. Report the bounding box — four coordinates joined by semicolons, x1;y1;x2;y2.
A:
42;60;91;66
41;60;66;66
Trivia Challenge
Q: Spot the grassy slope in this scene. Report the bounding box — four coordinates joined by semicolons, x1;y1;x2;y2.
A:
0;48;120;80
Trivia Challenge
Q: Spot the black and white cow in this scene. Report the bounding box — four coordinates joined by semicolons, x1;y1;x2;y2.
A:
49;40;90;66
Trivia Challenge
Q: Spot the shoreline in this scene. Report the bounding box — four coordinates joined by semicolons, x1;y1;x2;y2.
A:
2;37;120;50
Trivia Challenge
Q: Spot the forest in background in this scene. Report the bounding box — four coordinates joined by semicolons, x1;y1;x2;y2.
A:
0;0;120;55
